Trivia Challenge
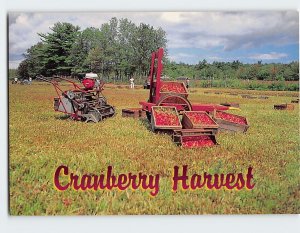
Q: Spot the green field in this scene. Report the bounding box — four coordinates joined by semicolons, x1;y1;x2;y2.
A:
9;83;299;215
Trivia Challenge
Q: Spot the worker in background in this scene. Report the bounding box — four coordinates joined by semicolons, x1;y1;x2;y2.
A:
130;77;135;89
29;77;32;85
14;77;18;84
186;77;190;89
94;78;104;96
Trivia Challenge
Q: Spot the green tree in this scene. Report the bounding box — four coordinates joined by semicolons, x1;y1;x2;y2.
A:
17;60;29;79
117;18;138;80
69;27;103;74
23;42;46;77
39;22;80;76
133;23;167;76
85;46;103;73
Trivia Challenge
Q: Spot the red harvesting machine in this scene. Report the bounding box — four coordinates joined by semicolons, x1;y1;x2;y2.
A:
139;48;229;120
139;47;229;121
38;73;115;122
139;47;246;148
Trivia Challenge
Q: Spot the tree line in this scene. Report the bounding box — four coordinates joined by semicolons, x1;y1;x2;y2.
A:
17;18;167;82
164;59;299;82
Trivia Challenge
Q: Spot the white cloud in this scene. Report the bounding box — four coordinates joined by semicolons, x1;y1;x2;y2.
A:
168;53;197;63
248;52;288;60
165;11;298;50
160;12;185;23
9;60;23;69
207;56;223;61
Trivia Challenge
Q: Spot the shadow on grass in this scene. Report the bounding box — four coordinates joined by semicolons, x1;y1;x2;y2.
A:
139;117;152;131
55;115;71;121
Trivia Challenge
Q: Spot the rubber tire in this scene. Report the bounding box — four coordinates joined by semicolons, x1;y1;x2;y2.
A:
146;111;152;122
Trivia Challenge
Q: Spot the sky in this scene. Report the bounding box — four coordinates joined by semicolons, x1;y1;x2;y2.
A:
8;11;299;69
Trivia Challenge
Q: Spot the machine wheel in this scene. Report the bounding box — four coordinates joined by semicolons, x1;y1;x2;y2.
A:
157;94;192;112
83;110;101;123
98;96;107;105
146;111;152;122
84;114;98;123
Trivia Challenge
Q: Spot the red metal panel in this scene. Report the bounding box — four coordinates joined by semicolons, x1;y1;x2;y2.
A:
192;104;229;112
154;48;164;104
139;101;156;111
148;52;156;103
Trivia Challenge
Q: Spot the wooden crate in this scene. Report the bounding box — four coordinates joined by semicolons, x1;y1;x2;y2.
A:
160;81;188;98
122;108;144;118
151;106;182;131
274;104;295;110
173;129;214;137
220;102;240;108
241;94;250;98
213;110;249;133
258;96;269;99
172;129;217;148
182;111;218;134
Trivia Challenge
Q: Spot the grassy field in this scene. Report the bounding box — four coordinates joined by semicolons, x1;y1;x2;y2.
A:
9;83;299;215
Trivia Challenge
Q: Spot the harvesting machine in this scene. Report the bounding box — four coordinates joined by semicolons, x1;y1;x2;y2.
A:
38;73;115;122
137;48;250;148
139;47;230;121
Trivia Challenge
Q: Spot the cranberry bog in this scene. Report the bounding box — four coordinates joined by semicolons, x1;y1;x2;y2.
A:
9;83;299;215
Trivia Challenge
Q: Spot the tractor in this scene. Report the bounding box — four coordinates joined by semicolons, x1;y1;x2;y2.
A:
38;73;115;122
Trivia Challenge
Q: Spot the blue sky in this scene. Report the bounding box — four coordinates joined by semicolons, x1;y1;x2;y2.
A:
9;12;299;68
168;44;299;64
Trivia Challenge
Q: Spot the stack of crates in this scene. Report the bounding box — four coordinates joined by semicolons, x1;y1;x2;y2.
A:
173;111;218;148
150;107;249;148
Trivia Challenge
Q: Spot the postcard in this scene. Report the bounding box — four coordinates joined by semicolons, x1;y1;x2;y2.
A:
8;11;299;215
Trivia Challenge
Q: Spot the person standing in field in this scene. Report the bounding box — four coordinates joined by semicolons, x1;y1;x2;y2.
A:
185;77;190;89
130;77;135;89
29;77;32;84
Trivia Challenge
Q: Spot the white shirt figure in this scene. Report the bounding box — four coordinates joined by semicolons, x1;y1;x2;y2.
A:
130;78;134;89
14;77;18;82
186;78;190;88
29;77;32;84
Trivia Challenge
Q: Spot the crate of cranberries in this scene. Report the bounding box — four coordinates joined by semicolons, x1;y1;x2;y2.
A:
213;110;249;133
151;106;182;131
160;81;188;98
172;129;217;148
182;111;219;134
